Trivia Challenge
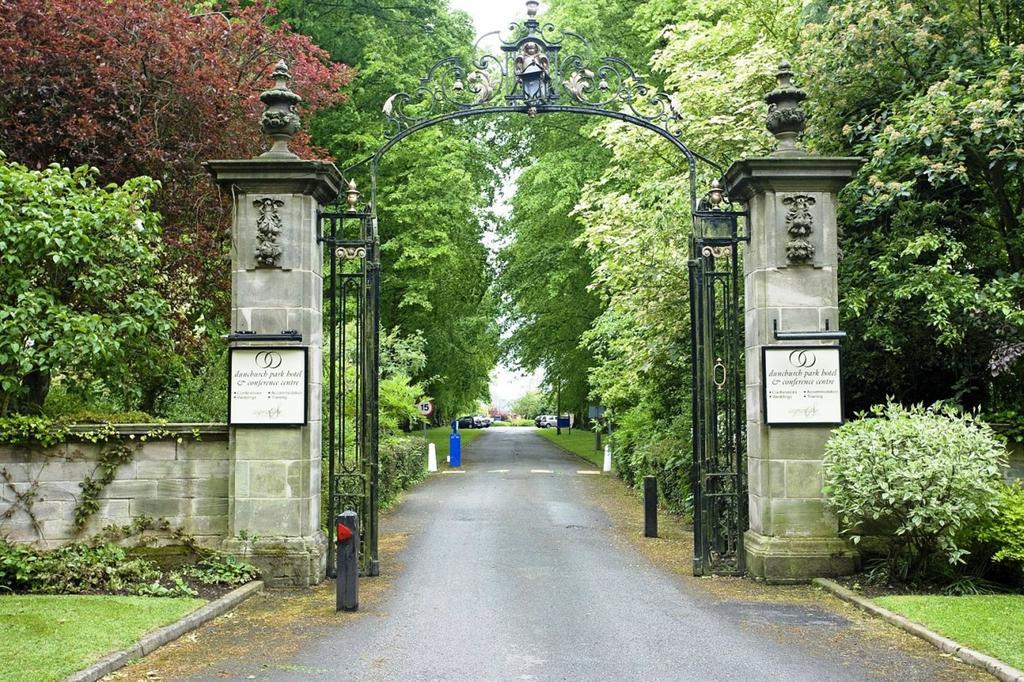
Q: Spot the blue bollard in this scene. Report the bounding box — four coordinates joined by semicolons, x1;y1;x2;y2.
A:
450;421;461;467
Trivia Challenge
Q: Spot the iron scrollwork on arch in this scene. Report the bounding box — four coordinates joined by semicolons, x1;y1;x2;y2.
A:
381;2;689;159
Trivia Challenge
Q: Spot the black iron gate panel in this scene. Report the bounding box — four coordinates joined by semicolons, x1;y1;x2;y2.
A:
689;197;747;576
320;204;380;578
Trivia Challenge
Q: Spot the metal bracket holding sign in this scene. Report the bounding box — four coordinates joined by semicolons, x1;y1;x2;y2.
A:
762;346;843;426
229;346;308;426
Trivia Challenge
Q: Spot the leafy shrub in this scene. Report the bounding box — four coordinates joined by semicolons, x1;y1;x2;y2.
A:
0;414;162;448
610;407;693;516
0;538;257;597
59;410;160;425
981;410;1024;444
378;436;427;508
823;402;1007;580
0;541;162;595
183;552;259;586
0;159;172;416
155;348;228;423
42;378;163;425
976;482;1024;585
0;541;40;590
137;573;197;598
0;415;70;448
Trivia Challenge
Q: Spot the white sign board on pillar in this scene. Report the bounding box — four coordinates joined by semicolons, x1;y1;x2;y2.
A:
229;347;308;426
762;346;842;426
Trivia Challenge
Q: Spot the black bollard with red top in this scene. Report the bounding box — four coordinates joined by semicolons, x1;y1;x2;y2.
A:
335;511;358;611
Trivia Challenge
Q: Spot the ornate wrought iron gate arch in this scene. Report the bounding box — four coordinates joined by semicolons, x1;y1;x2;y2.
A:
320;0;748;578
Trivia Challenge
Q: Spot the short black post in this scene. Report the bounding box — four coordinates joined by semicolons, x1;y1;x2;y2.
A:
643;476;658;538
336;511;358;611
595;429;602;452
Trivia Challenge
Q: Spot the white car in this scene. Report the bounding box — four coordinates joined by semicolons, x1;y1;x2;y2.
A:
535;414;558;428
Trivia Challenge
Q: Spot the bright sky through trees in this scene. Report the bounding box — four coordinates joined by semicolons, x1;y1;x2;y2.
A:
450;0;544;408
449;0;536;38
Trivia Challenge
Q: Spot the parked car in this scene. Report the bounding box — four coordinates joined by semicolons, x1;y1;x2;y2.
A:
473;415;491;428
456;416;476;429
534;414;558;428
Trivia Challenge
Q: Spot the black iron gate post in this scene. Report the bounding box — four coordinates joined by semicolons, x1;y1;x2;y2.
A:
690;185;748;576
320;183;380;578
365;208;381;576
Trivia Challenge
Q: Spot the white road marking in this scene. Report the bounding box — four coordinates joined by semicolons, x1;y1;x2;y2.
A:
488;469;510;473
442;470;466;474
530;469;554;474
577;470;600;475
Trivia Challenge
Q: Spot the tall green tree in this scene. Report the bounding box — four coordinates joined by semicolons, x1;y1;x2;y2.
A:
0;158;170;415
800;0;1024;412
494;0;803;510
277;0;501;416
0;0;350;365
497;118;607;420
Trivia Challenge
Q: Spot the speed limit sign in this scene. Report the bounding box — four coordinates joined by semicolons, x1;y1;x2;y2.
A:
417;400;434;417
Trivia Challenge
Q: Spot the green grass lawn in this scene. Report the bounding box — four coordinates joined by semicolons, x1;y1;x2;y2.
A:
534;427;605;467
874;594;1024;670
0;594;203;682
407;426;486;464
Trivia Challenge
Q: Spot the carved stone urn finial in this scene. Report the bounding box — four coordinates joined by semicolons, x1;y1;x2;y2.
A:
345;180;361;210
765;61;808;156
259;60;302;159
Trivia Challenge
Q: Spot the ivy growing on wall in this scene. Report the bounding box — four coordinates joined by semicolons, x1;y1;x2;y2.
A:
0;418;176;538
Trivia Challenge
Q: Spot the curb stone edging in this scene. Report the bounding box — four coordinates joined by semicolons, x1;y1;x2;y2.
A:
813;578;1024;682
64;580;264;682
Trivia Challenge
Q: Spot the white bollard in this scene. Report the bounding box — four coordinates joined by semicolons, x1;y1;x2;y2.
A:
427;442;438;473
603;444;612;473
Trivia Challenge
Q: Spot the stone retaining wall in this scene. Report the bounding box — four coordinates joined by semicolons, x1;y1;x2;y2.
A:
0;424;229;547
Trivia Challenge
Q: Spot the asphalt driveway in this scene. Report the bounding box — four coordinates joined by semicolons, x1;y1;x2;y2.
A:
111;427;986;681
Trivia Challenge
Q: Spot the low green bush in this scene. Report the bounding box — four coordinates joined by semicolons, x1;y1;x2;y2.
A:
610;408;693;517
0;414;164;448
0;415;70;448
0;538;257;598
0;541;167;595
823;402;1007;581
183;553;259;586
378;435;427;508
981;409;1024;444
976;482;1024;586
58;410;160;425
154;348;228;423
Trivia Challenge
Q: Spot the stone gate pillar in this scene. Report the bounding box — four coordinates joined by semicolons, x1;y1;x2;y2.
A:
206;61;341;586
724;63;861;582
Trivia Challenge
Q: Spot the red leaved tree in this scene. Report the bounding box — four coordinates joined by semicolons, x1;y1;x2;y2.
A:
0;0;352;357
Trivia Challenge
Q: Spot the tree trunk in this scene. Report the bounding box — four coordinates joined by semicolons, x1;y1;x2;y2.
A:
21;369;51;414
